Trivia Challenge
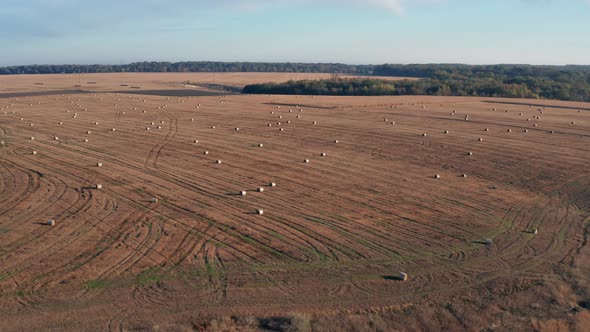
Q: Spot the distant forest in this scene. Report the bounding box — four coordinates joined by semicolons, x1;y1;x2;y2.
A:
0;62;373;75
244;64;590;102
1;62;589;101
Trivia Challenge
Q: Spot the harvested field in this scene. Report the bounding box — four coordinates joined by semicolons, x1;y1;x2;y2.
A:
0;73;589;331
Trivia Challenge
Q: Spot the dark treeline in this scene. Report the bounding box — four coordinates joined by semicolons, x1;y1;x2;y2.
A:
0;62;373;75
244;64;590;102
371;64;590;101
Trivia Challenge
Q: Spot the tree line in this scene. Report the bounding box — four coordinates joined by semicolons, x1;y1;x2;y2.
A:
244;64;590;102
0;62;373;75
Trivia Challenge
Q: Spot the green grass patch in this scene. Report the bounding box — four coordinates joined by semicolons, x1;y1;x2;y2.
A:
85;279;111;290
137;266;165;285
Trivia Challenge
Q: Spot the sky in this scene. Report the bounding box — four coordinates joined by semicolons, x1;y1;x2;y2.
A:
0;0;589;66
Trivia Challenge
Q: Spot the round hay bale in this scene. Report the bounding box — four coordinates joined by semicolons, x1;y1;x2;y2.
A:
524;129;528;133
194;140;199;143
304;159;310;163
313;121;317;125
461;174;467;178
240;191;247;196
235;128;240;131
507;129;511;132
444;130;449;134
97;162;102;167
258;143;264;147
280;128;284;131
320;152;327;157
54;137;59;141
257;187;264;193
32;151;37;155
83;139;89;142
478;138;484;142
269;182;277;187
467;152;473;156
434;174;440;179
422;133;427;137
47;219;55;226
399;272;408;281
334;140;339;143
256;209;264;215
211;126;216;129
111;128;116;131
268;123;272;127
95;184;102;190
203;151;209;155
216;160;222;164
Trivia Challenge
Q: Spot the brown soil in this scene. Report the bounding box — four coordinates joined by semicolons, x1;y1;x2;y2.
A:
0;73;589;331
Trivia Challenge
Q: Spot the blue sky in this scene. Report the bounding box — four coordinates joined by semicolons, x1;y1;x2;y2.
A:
0;0;588;66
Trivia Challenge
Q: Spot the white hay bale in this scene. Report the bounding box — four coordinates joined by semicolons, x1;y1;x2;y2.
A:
32;151;37;155
257;187;264;193
235;128;240;131
434;174;440;179
269;182;277;187
203;151;209;155
258;143;264;147
97;162;102;167
422;133;427;137
211;126;216;129
83;139;89;142
146;127;150;130
507;129;511;132
478;138;483;142
94;122;99;125
444;130;449;134
524;129;528;133
268;123;272;127
313;121;317;125
533;123;538;127
320;152;327;157
157;126;162;129
304;159;310;163
571;121;576;125
95;184;102;190
334;140;339;143
111;128;116;131
399;272;408;281
461;174;467;178
296;115;301;119
216;160;222;164
150;122;155;125
256;209;264;215
287;120;291;124
280;128;284;131
289;109;293;113
240;191;247;196
59;122;63;125
193;140;199;143
47;219;55;226
54;137;59;141
87;131;92;134
484;128;489;131
190;118;194;121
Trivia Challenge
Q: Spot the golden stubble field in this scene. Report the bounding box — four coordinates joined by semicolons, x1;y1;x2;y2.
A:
0;73;589;331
